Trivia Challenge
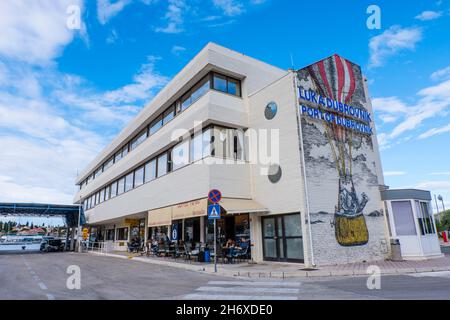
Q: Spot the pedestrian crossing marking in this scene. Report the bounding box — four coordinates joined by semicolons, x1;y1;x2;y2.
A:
183;280;300;300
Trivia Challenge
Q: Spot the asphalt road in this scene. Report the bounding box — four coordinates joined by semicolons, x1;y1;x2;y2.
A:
1;251;450;300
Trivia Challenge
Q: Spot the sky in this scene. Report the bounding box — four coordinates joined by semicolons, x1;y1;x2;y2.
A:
0;0;449;215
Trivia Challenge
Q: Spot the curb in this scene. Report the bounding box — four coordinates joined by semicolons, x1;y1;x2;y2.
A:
87;251;450;278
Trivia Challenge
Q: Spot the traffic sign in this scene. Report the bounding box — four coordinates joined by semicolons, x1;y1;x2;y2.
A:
208;189;222;204
208;204;221;219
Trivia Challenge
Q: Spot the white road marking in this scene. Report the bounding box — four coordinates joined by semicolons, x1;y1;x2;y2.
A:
207;280;301;287
38;282;48;290
409;271;450;278
184;294;298;300
196;286;300;294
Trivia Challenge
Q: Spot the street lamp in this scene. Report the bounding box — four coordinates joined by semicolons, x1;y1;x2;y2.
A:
438;195;446;213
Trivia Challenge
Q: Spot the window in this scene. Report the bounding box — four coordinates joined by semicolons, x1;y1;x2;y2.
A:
181;92;191;112
104;185;110;201
94;167;103;179
157;153;168;177
163;105;175;125
87;175;92;184
172;140;190;171
144;159;156;182
416;201;435;235
130;129;147;151
227;78;241;96
149;116;163;135
213;74;227;92
115;149;123;162
106;229;114;241
134;166;144;187
99;188;105;203
116;227;128;241
110;181;118;198
191;76;210;103
125;172;134;192
104;156;114;171
117;177;125;195
89;196;93;209
95;192;100;205
212;73;241;96
122;145;129;157
392;201;417;236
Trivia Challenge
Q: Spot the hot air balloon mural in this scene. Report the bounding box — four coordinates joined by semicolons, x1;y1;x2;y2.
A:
304;54;370;246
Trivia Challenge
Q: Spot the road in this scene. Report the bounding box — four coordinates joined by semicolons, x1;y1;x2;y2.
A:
1;252;450;300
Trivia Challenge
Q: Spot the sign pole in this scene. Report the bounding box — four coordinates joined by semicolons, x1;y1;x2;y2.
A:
214;218;217;273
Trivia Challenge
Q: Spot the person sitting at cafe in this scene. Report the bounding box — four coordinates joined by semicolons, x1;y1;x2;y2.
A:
224;238;235;248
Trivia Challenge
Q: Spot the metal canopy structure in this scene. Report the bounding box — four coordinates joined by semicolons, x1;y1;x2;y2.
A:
0;203;85;227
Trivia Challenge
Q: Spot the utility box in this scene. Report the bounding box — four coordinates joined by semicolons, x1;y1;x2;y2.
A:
390;239;403;261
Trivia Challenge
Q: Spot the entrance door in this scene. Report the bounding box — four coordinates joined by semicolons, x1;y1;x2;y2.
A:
262;213;304;263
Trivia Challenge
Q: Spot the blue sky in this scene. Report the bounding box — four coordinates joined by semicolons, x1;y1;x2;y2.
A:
0;0;449;215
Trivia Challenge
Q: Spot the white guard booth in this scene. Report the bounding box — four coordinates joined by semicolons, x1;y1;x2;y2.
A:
381;189;443;260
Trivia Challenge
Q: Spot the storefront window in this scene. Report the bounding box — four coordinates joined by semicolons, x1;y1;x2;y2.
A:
116;227;128;241
184;218;200;244
148;226;169;242
106;229;114;241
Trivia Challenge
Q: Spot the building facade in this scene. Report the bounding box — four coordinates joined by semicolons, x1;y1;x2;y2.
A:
74;43;392;267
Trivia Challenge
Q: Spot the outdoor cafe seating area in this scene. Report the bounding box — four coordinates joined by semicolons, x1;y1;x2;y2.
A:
127;237;251;264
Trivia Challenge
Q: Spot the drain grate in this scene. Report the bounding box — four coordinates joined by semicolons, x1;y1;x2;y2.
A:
299;268;318;271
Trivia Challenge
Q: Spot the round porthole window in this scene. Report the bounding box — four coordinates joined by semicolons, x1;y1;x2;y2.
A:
267;164;282;183
265;102;277;120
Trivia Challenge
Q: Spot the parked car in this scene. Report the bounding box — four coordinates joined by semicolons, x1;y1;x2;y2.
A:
40;238;64;252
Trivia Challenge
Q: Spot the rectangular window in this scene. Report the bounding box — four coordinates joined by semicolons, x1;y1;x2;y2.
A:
117;177;125;195
110;181;118;198
181;92;191;112
122;145;129;158
163;105;175;125
115;149;123;162
104;156;114;171
172;139;190;171
95;192;100;205
94;167;103;179
157;153;168;177
134;166;144;187
106;229;114;241
87;175;92;184
99;188;105;203
213;73;227;92
191;76;210;103
212;73;241;97
130;129;147;151
149;116;163;135
227;78;241;96
392;201;417;236
144;159;156;183
104;185;110;201
116;227;128;241
125;172;134;192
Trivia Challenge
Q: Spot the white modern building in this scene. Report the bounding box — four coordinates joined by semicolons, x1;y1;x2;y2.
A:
74;43;439;267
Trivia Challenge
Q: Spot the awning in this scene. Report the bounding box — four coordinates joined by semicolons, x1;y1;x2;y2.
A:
172;198;207;220
148;207;172;227
220;198;268;215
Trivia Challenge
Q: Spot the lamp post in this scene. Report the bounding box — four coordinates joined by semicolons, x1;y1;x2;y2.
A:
438;195;446;213
435;194;441;222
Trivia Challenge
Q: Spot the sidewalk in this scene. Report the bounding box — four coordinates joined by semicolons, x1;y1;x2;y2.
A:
87;250;450;279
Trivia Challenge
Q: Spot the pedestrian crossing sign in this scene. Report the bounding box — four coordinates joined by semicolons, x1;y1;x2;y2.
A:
207;204;221;219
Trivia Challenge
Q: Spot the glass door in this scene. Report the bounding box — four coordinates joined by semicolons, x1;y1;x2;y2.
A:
262;214;304;263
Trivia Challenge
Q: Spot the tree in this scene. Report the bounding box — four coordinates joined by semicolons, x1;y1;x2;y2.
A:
436;210;450;232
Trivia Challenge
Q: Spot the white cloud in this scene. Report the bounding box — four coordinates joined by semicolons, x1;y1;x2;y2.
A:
97;0;132;25
155;0;186;34
0;0;84;65
384;171;407;177
369;25;423;68
171;45;186;55
431;66;450;81
419;123;450;139
430;172;450;176
415;10;442;21
416;181;450;190
213;0;245;16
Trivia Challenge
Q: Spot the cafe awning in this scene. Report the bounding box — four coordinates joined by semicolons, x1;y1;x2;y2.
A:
220;198;268;215
172;198;207;220
148;207;172;227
